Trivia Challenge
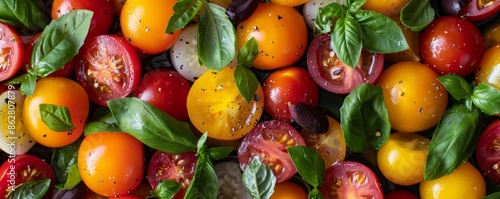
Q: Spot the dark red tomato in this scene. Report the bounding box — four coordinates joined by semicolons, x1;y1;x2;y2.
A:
52;0;114;40
0;154;56;198
133;69;190;121
0;22;24;82
461;0;500;21
319;161;383;199
419;16;484;76
263;66;319;122
307;33;384;94
476;119;500;183
148;151;198;199
75;34;141;106
23;33;74;77
237;120;306;183
385;190;419;199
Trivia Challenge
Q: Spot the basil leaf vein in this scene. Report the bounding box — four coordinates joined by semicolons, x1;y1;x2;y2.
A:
400;0;434;31
242;157;276;199
7;179;51;199
0;0;46;31
166;0;203;33
39;104;76;132
288;146;325;187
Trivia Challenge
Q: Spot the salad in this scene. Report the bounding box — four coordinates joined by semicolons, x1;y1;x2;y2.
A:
0;0;500;198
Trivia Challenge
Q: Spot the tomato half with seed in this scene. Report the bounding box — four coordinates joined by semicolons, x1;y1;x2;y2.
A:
0;154;56;198
319;161;383;199
237;120;306;183
461;0;500;21
148;150;198;199
0;22;24;82
307;33;384;94
476;119;500;183
75;34;141;106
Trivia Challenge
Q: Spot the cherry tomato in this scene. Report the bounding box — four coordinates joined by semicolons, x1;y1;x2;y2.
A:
475;44;500;90
307;33;384;94
319;161;383;199
0;154;56;198
461;0;500;21
476;119;500;183
237;120;306;183
270;181;308;199
120;0;181;54
376;61;448;133
384;190;419;199
0;90;35;155
361;0;410;16
78;132;145;197
0;22;24;82
74;34;141;106
148;150;198;199
187;66;264;141
133;69;190;121
51;0;114;40
23;32;74;77
483;23;500;50
236;3;308;70
270;0;308;7
377;132;430;186
419;162;486;199
419;16;484;76
263;66;319;122
300;116;346;167
23;77;89;148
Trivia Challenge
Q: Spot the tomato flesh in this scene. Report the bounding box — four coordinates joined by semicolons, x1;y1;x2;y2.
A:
476;119;500;183
0;22;24;82
461;0;500;21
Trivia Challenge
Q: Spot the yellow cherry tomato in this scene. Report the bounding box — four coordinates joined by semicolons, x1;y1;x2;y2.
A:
362;0;410;16
270;0;309;7
483;23;500;50
270;181;308;199
475;44;500;90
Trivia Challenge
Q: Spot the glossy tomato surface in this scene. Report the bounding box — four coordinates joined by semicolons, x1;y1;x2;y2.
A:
475;44;500;91
461;0;500;21
476;119;500;183
75;34;141;106
307;33;384;94
361;0;410;16
269;181;308;199
0;22;24;82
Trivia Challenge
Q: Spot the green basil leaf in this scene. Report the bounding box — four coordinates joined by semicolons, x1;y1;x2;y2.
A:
242;157;276;199
83;111;121;136
55;165;81;190
237;37;258;67
197;132;208;152
32;10;92;77
166;0;203;33
155;180;181;199
39;104;76;132
234;66;259;103
3;73;29;85
472;83;500;115
7;179;51;199
19;74;37;96
424;104;482;180
108;97;198;154
208;147;233;160
315;3;345;34
287;146;325;187
400;0;434;31
0;0;46;31
437;74;472;101
348;0;366;12
484;192;500;199
340;83;390;153
198;2;236;71
184;158;218;199
352;10;409;53
51;139;81;190
332;14;363;68
309;188;323;199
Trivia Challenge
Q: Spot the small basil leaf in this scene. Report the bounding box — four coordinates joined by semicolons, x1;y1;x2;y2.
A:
348;0;366;12
7;179;51;199
19;74;37;96
51;139;81;190
3;73;30;85
472;83;500;115
237;37;259;67
242;157;276;199
197;132;208;152
234;66;259;103
208;147;233;160
166;0;203;33
352;10;409;53
54;165;81;190
0;0;46;31
484;192;500;199
332;14;363;68
400;0;434;31
32;10;92;77
437;74;472;101
424;104;482;180
315;3;345;34
287;146;325;187
309;188;323;199
39;104;76;132
198;2;236;71
156;180;181;199
340;83;390;153
184;158;218;199
108;97;198;154
83;112;121;136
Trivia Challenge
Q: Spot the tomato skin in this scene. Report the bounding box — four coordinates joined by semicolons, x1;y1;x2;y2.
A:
23;77;89;148
133;69;190;121
0;22;24;82
476;119;500;183
376;61;448;133
78;132;145;197
270;181;308;199
236;3;308;70
361;0;410;16
270;0;308;7
120;0;181;54
419;16;484;76
461;0;500;21
263;67;319;122
23;32;74;77
475;44;500;91
482;24;500;50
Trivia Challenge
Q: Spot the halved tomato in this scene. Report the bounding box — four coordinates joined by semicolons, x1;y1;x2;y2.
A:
0;22;24;82
476;119;500;183
461;0;500;21
307;33;384;94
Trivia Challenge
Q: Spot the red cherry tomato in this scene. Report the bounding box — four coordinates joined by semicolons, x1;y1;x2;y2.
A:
237;120;306;183
0;22;24;82
23;33;74;77
476;119;500;183
263;66;319;122
148;151;198;199
419;16;484;76
307;33;384;94
133;69;190;121
385;190;419;199
74;34;141;106
319;161;383;199
461;0;500;21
